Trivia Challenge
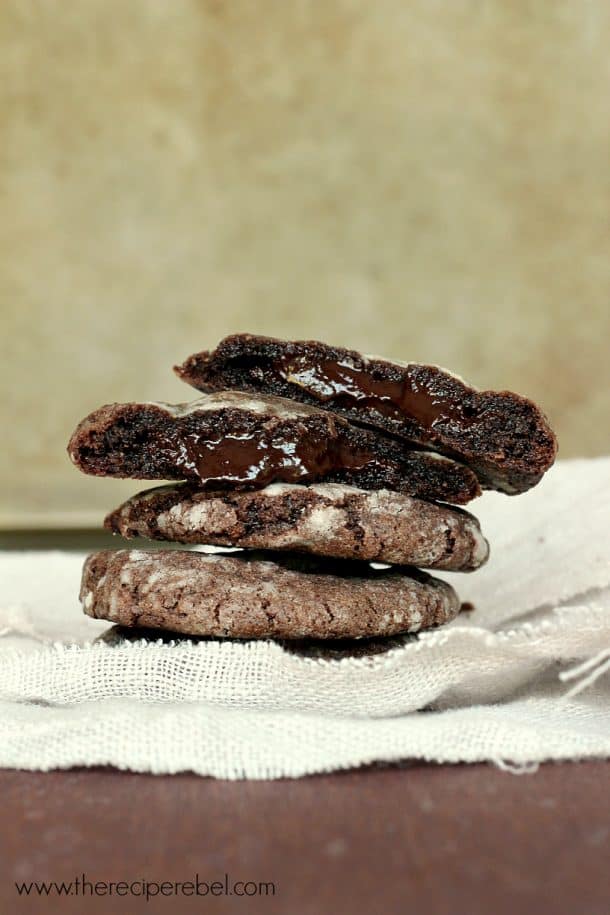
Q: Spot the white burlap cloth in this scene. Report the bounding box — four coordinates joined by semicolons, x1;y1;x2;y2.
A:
1;458;609;779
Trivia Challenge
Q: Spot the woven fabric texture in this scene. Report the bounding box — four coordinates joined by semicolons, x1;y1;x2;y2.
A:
1;458;608;779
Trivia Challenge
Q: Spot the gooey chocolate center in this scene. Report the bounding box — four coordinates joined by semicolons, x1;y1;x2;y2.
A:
274;357;476;428
169;429;380;487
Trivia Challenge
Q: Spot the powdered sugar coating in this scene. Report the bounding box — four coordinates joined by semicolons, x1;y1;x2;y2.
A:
363;354;474;388
145;391;320;420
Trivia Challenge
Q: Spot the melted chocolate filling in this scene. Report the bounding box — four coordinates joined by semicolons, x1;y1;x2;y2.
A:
275;357;477;429
157;427;379;487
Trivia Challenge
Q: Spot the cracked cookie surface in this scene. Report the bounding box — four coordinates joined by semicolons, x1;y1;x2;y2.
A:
80;549;460;639
105;482;489;572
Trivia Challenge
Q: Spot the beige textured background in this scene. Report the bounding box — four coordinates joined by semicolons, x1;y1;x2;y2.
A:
1;0;609;527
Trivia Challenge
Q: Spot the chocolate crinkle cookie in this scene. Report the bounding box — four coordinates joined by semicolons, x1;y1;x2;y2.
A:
80;549;461;640
105;481;489;572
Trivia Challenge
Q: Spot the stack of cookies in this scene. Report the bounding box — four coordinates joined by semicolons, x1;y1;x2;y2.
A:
68;334;557;641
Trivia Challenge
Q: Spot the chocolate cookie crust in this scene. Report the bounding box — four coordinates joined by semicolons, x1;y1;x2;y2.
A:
80;549;461;639
68;392;480;504
105;482;489;571
175;334;557;494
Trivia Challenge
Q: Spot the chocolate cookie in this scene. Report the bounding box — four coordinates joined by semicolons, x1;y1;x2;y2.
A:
175;334;557;494
80;549;461;639
105;482;489;571
68;392;480;504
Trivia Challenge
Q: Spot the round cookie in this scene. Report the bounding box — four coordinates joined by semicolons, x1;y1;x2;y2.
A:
81;549;461;640
105;482;489;572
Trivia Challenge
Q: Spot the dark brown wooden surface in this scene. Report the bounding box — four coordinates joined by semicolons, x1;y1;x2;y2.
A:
1;762;608;915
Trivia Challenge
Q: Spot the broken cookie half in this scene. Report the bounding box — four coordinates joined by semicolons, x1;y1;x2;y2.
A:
68;391;480;505
175;333;557;494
